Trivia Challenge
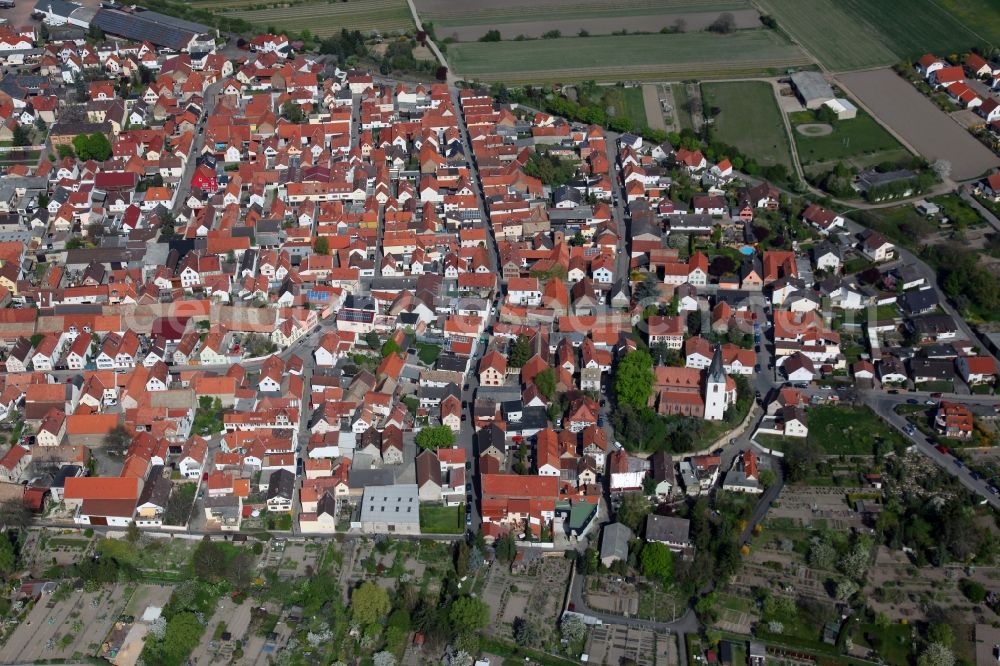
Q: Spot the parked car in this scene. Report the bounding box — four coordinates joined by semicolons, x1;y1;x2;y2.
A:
970;471;982;481
907;398;918;404
988;485;999;495
925;399;937;405
935;444;950;455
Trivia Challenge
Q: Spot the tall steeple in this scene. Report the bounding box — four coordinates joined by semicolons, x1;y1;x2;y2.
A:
704;345;728;421
707;344;726;385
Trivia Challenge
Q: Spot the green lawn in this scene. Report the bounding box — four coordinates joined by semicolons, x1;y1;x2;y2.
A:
761;405;908;456
619;86;648;131
790;109;908;173
929;194;984;229
853;623;914;666
702;80;793;169
447;30;811;82
672;83;695;131
851;206;939;251
419;503;464;534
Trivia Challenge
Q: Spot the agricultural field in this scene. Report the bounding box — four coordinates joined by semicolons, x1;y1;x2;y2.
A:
838;69;1000;180
757;0;987;72
936;0;1000;45
198;0;413;36
416;0;752;27
789;109;908;174
447;31;812;83
701;81;793;169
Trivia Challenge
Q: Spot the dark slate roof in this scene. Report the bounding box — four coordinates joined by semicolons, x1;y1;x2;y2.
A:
91;8;206;50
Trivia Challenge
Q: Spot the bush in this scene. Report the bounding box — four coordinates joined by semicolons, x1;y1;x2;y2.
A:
959;578;986;603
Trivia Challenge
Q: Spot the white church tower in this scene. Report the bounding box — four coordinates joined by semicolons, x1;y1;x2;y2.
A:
704;345;728;421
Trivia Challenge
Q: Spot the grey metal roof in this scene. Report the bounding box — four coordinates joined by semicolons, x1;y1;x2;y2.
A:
600;522;631;563
790;71;834;103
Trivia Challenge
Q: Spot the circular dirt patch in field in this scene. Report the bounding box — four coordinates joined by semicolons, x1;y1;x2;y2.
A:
797;123;834;136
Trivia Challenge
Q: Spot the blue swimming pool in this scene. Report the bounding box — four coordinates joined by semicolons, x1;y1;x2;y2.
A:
739;246;755;255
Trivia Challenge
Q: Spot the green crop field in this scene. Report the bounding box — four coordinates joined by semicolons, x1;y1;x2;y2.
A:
836;0;985;60
701;81;793;169
936;0;1000;45
755;0;895;71
416;0;750;25
789;109;908;173
758;0;988;72
200;0;413;35
447;31;812;83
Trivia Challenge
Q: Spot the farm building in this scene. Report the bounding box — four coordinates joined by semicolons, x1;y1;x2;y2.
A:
32;0;95;28
90;7;216;52
790;71;835;109
822;98;857;120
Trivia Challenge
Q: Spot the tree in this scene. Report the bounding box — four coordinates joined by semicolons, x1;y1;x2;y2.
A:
280;101;305;123
103;425;132;453
72;132;112;161
12;124;31;147
634;273;660;303
959;578;986;602
158;612;203;665
352;581;391;626
808;536;835;570
513;617;541;646
918;643;955;666
759;469;776;489
314;237;329;255
494;531;517;562
373;652;396;666
534;367;557;401
640;542;674;584
192;538;227;582
415;425;455;450
448;596;490;634
126;521;140;544
561;614;586;643
931;159;951;180
835;578;858;601
708;12;735;33
927;623;954;648
508;335;530;368
0;536;15;575
479;29;501;42
467;545;483;573
454;540;469;577
614;350;654;408
616;492;651;532
784;438;823;481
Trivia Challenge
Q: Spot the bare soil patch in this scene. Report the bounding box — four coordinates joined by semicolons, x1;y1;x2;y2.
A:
837;68;1000;181
796;123;833;137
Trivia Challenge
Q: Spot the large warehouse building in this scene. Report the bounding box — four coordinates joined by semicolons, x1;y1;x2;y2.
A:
33;0;216;52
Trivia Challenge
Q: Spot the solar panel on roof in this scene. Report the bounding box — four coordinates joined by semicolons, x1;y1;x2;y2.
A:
91;8;195;50
337;309;374;323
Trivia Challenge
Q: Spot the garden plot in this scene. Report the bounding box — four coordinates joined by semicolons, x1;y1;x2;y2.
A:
584;576;639;615
585;624;677;666
0;583;131;663
481;556;570;641
865;546;1000;624
765;487;868;531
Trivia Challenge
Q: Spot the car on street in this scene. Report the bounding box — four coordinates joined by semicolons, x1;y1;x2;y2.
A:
935;444;950;455
907;399;918;404
971;471;983;481
755;364;761;372
755;345;761;353
597;416;604;427
989;485;999;495
925;400;937;405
